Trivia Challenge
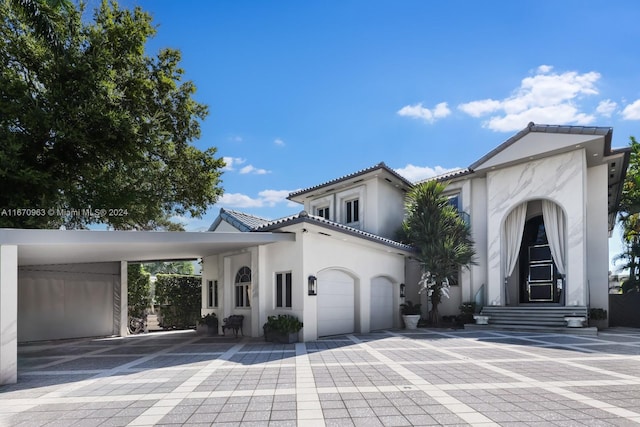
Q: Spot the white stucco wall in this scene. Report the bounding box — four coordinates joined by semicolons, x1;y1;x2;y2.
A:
201;254;221;321
259;237;304;338
1;245;18;385
469;177;488;307
299;225;406;340
203;224;408;341
374;179;407;239
212;221;241;232
485;149;588;306
305;177;406;239
587;163;610;314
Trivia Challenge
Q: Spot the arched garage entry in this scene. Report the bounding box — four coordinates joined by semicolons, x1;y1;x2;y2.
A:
317;269;355;336
370;276;394;331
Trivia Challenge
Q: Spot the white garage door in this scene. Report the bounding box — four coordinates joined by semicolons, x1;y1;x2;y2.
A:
370;277;394;331
317;270;355;336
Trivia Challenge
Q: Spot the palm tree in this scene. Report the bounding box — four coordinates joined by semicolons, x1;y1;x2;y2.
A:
400;180;476;324
617;136;640;292
616;212;640;292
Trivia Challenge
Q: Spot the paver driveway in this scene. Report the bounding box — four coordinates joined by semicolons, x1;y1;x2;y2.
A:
1;328;640;426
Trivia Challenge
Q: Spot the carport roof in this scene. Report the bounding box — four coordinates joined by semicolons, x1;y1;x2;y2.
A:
0;229;295;266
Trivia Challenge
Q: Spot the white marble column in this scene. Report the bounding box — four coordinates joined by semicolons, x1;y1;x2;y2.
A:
0;245;18;385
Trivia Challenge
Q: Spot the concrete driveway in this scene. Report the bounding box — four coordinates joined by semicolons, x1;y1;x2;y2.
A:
1;328;640;426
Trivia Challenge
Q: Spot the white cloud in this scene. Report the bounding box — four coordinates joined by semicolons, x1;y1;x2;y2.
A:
397;102;451;123
218;193;264;208
258;189;290;207
222;156;246;171
485;105;595;133
274;138;285;147
458;66;601;132
222;157;270;175
537;64;553;74
622;100;640;120
219;189;297;208
240;165;270;175
596;99;617;117
458;99;501;117
394;164;461;182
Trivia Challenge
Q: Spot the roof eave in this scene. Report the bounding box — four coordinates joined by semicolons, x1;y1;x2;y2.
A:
256;216;416;253
287;162;413;201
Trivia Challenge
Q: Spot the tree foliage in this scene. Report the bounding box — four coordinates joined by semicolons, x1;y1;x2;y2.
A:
0;0;224;229
400;180;476;324
143;260;195;276
617;136;640;292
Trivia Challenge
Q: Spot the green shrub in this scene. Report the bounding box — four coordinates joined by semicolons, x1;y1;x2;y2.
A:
199;313;218;327
265;314;303;333
589;308;608;320
128;263;150;318
400;301;421;315
458;301;477;324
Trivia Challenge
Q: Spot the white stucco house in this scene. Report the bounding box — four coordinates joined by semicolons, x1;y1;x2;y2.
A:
0;123;630;385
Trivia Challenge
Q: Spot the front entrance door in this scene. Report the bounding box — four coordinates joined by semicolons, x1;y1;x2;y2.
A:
519;216;562;304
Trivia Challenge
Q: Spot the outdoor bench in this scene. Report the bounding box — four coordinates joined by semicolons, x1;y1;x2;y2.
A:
222;315;244;337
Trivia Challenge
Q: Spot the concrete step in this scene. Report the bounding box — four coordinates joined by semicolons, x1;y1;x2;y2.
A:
478;306;588;329
465;323;598;335
146;314;162;331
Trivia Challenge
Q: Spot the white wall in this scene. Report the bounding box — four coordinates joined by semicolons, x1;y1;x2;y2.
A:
305;177;406;239
587;163;610;315
485;150;588;306
212;221;241;232
1;245;18;385
469;177;488;307
299;225;405;340
18;262;120;342
201;254;221;322
374;179;407;239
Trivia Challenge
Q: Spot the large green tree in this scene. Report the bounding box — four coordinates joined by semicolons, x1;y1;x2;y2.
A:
616;136;640;292
0;0;224;230
143;260;195;276
400;180;476;324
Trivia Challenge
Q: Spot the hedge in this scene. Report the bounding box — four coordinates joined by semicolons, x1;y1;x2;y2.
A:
155;274;201;329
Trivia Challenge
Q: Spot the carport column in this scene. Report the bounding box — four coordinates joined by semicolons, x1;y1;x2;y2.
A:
119;261;128;336
0;245;18;385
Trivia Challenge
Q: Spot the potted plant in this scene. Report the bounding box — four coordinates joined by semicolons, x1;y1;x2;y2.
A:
197;313;218;336
400;301;422;330
263;314;303;343
459;302;477;325
589;308;608;330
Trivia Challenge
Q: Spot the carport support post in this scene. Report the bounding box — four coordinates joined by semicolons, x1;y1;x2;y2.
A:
119;261;128;337
0;245;18;385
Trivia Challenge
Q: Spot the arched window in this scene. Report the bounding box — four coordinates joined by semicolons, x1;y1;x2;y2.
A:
235;266;251;308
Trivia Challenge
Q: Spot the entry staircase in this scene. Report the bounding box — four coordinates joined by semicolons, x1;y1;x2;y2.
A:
146;314;162;331
468;306;594;334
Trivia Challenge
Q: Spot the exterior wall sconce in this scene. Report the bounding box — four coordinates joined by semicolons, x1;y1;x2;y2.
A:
400;283;406;298
308;275;317;295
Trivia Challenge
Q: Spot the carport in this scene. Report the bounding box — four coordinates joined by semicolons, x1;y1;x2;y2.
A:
0;228;294;385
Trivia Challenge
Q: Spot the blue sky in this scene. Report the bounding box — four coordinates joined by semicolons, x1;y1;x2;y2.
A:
116;0;639;268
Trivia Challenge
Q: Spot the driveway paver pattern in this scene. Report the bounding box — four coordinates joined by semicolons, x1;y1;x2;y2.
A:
1;328;640;426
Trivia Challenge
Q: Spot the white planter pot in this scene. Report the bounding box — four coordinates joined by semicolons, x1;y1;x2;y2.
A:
473;315;490;325
564;316;586;328
402;314;421;330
